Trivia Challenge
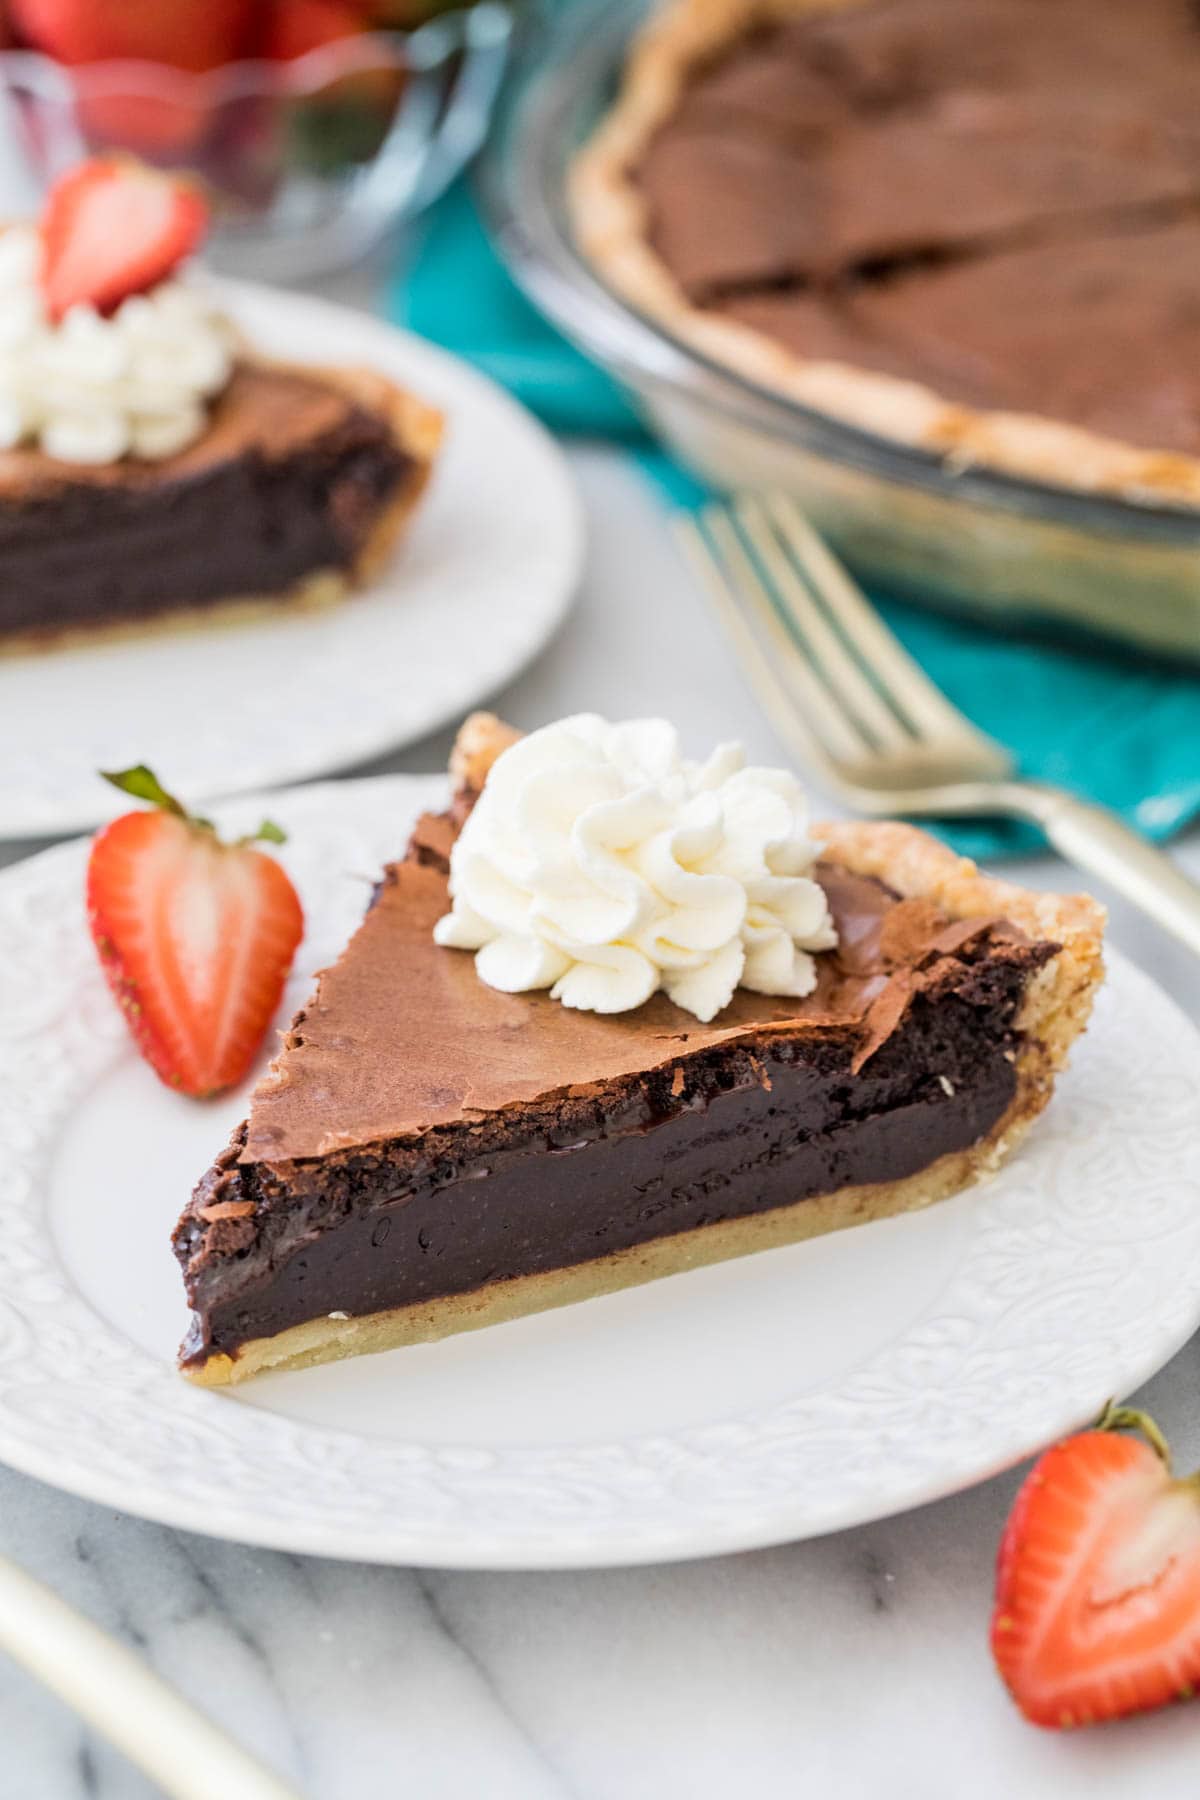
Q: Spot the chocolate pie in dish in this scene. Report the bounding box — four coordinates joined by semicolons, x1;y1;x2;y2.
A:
572;0;1200;506
0;158;441;650
175;712;1104;1385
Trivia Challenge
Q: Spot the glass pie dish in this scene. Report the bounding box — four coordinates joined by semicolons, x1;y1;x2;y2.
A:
480;0;1200;661
0;5;513;282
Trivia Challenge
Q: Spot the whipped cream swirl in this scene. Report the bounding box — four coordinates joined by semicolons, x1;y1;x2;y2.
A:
434;715;837;1023
0;227;232;465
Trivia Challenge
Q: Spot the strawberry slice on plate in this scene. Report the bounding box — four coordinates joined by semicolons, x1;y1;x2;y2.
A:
992;1404;1200;1729
40;158;209;321
87;767;304;1099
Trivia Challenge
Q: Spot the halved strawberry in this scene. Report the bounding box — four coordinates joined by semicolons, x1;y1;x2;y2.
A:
87;767;304;1099
992;1404;1200;1728
40;158;209;321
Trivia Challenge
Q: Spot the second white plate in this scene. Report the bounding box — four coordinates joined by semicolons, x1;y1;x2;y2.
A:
2;776;1200;1569
0;283;583;840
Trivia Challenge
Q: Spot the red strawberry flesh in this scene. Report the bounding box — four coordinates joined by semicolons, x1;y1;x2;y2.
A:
88;806;303;1099
265;0;366;60
10;0;253;69
40;159;209;321
993;1413;1200;1729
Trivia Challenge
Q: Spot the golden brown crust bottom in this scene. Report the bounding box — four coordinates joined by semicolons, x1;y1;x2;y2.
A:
0;570;350;659
185;1109;1039;1386
570;0;1200;508
0;361;443;657
183;713;1105;1387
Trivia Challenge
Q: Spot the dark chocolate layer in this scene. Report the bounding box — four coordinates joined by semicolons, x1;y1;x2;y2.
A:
175;855;1052;1366
0;364;411;640
633;0;1200;455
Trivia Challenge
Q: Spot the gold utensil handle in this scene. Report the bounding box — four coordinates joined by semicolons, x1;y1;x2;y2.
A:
883;777;1200;959
0;1552;303;1800
1013;783;1200;960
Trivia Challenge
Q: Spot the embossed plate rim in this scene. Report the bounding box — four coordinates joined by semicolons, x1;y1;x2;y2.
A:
2;774;1199;1569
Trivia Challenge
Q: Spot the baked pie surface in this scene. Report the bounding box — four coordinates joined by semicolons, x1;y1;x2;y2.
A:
573;0;1200;504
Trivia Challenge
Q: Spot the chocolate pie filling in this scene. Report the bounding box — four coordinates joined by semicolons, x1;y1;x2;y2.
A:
0;364;413;640
632;0;1200;455
174;827;1054;1368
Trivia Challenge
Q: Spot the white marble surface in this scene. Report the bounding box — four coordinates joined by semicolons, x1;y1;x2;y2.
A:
4;447;1200;1799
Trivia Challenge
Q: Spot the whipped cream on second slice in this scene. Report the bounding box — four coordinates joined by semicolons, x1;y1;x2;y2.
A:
434;714;837;1023
0;226;233;465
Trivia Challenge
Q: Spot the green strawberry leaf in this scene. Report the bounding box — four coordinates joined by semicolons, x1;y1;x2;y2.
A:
246;818;288;847
98;768;290;849
99;765;212;830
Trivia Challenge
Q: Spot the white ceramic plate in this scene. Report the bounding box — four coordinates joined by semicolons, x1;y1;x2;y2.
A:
0;284;583;841
3;775;1200;1570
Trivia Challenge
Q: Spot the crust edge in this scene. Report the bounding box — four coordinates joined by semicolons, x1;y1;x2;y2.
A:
569;0;1200;509
310;361;443;584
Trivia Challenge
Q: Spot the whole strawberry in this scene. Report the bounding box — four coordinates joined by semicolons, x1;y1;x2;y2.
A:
262;0;367;59
992;1403;1200;1729
87;767;304;1098
10;0;253;69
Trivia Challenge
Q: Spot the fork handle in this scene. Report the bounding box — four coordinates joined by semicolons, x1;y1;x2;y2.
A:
1007;782;1200;959
0;1552;303;1800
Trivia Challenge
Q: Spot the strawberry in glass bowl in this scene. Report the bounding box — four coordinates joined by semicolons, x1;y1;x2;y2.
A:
0;0;512;279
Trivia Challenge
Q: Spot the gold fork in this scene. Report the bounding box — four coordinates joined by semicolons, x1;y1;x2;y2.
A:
679;493;1200;957
0;1551;303;1798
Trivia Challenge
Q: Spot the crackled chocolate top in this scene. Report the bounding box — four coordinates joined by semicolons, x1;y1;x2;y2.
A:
238;809;1036;1166
633;0;1200;455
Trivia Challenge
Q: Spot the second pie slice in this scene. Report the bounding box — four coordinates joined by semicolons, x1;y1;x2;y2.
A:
1;359;442;650
175;714;1105;1385
0;157;441;651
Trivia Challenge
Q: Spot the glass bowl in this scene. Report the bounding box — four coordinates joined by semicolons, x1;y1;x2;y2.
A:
480;0;1200;661
0;4;512;282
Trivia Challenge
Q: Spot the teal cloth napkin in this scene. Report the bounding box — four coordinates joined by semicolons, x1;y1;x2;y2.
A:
390;183;1200;860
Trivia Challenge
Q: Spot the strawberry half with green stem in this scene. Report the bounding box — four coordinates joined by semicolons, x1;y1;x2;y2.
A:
40;158;209;321
993;1402;1200;1729
87;767;304;1099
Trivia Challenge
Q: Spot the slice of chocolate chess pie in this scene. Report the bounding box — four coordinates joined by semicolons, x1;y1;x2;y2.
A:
175;713;1104;1385
0;155;440;649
